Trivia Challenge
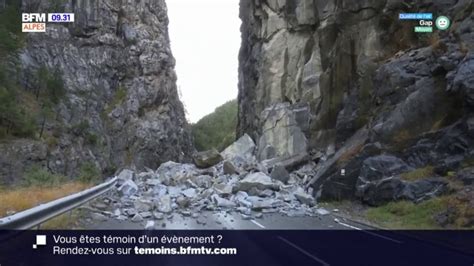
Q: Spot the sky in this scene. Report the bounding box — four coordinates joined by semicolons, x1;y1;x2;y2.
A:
166;0;241;123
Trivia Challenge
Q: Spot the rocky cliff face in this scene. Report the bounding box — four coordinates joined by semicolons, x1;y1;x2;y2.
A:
0;0;193;183
238;0;473;203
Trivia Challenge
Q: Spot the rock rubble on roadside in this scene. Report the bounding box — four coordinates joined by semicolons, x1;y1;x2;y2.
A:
89;136;324;228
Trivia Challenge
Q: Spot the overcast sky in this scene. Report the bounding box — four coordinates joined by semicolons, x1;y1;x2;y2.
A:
166;0;241;123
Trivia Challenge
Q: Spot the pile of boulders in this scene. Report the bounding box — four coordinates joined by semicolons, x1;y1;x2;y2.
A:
89;134;329;226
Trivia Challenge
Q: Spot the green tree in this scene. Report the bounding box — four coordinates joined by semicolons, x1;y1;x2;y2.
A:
35;66;65;138
0;0;23;57
0;86;36;138
192;99;238;151
36;66;65;103
0;0;36;139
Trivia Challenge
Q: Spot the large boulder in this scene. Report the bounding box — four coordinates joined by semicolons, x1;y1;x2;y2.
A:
211;194;237;208
309;128;373;200
156;161;198;185
191;175;213;188
270;164;290;183
193;149;223;169
234;172;280;192
294;188;315;206
451;55;474;107
118;179;138;197
223;160;237;175
355;155;449;205
359;155;413;182
246;196;283;210
400;178;447;202
262;153;310;171
156;195;172;214
117;169;135;186
257;103;309;161
355;155;413;204
133;198;154;212
357;177;405;206
221;134;256;160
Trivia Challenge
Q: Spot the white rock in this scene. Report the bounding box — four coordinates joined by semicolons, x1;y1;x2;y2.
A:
145;220;155;230
294;188;315;206
236;172;279;192
211;194;237;208
315;208;330;216
153;212;165;220
118;179;138;197
221;134;256;160
181;188;197;198
146;179;161;186
117;169;135;185
134;199;153;212
213;183;233;196
131;213;143;223
156;195;172;213
140;211;153;218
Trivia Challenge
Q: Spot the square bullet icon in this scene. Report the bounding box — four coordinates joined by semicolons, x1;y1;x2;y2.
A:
33;235;47;249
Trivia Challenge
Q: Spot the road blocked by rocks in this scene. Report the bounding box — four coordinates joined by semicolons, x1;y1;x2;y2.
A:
84;138;330;229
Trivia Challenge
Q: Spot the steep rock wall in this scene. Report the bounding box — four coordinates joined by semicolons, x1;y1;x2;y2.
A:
0;0;193;183
238;0;473;200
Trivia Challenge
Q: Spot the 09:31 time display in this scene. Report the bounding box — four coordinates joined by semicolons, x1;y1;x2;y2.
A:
48;13;75;23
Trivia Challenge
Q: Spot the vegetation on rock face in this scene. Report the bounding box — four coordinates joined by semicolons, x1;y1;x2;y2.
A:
78;162;101;183
23;166;66;187
192;99;237;151
0;1;65;140
0;1;33;139
399;166;435;181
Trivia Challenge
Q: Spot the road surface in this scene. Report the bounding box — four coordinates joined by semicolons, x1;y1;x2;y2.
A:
77;209;474;266
84;210;367;230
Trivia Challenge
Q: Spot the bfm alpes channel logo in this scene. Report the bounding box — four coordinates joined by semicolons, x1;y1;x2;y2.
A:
22;12;74;32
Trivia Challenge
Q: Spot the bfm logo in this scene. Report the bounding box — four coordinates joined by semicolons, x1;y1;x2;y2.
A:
22;13;46;32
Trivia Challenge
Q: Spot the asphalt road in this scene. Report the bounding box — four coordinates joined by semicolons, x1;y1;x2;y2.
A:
80;210;474;266
85;210;364;230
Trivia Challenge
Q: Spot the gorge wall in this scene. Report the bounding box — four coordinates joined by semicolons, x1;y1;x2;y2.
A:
0;0;193;184
238;0;474;202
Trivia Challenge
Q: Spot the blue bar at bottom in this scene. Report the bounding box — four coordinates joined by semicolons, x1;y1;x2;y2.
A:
0;230;473;266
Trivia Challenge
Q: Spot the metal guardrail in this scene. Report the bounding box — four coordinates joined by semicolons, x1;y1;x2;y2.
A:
0;177;117;230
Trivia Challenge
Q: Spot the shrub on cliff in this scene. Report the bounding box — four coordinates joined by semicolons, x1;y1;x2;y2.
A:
78;162;101;184
23;166;66;187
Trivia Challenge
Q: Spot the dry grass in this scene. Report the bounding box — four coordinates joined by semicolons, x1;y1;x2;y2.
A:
392;129;412;144
428;34;448;54
400;166;435;181
0;182;91;218
41;209;84;229
337;143;364;165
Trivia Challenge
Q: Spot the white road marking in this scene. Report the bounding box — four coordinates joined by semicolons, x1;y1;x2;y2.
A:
334;218;363;230
334;218;403;244
250;219;266;229
278;236;330;266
